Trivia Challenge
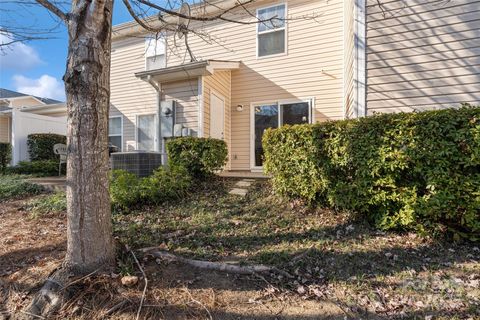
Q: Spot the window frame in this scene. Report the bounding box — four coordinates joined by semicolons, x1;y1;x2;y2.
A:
108;116;123;152
250;98;314;170
144;36;167;70
135;113;158;152
256;3;288;59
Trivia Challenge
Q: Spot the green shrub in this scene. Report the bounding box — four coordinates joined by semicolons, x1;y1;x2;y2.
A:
0;174;44;200
141;165;192;204
110;169;143;211
110;166;192;212
264;105;480;240
26;192;67;217
0;143;11;174
7;160;64;176
167;137;228;178
27;133;66;161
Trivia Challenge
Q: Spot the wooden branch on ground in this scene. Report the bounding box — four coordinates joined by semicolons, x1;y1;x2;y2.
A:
142;249;293;278
127;245;148;320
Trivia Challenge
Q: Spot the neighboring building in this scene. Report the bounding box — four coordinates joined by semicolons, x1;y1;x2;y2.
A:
109;0;480;172
0;88;66;164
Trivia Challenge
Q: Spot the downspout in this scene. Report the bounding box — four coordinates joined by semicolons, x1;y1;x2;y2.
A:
146;75;162;153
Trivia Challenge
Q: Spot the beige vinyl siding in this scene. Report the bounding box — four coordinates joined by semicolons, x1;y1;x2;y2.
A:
366;0;480;114
111;37;159;151
0;117;10;143
203;70;232;169
166;0;345;170
163;79;199;134
111;38;200;151
343;0;355;118
111;0;346;170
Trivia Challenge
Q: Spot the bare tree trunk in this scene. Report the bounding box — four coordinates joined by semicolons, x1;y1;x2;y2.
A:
20;1;115;318
63;0;115;275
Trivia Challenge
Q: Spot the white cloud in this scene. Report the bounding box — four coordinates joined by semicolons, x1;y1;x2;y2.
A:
13;74;65;101
0;32;43;70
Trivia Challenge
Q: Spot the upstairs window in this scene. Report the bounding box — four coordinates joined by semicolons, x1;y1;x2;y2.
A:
145;37;166;70
257;4;286;57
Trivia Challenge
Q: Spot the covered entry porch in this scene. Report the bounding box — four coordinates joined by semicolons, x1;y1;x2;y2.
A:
136;60;239;170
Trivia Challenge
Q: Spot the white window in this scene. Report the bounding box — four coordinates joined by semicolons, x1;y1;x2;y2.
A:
136;114;157;151
108;116;123;151
257;4;286;57
145;37;166;70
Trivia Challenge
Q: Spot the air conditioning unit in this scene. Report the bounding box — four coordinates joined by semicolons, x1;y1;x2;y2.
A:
111;151;162;177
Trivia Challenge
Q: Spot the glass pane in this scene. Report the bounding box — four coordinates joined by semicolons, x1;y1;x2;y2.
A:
146;54;165;70
254;105;278;167
145;37;165;57
258;5;285;32
109;117;121;135
137;114;156;151
258;30;285;57
109;136;122;150
281;102;310;125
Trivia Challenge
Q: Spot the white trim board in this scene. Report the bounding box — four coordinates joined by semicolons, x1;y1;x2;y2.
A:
354;0;366;118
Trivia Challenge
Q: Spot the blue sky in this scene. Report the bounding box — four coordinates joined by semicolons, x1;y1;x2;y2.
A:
0;2;135;101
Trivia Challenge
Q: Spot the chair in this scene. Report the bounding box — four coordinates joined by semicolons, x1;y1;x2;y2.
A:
53;143;67;176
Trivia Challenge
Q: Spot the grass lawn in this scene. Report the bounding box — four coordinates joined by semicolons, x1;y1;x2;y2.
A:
1;177;478;319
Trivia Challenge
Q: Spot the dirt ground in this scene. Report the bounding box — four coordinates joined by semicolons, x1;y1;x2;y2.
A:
1;186;479;320
0;197;348;320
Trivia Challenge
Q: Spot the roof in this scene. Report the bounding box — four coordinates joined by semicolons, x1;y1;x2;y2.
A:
0;88;27;99
112;0;241;40
135;59;240;83
0;88;62;104
0;106;12;112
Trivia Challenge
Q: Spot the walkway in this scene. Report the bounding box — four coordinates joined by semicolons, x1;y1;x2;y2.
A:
228;178;256;197
27;176;66;192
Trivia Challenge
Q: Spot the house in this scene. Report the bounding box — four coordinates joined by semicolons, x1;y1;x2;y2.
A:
0;88;67;164
109;0;480;172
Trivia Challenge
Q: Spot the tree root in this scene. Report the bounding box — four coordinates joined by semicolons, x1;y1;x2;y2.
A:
16;267;100;320
15;269;71;320
144;249;293;278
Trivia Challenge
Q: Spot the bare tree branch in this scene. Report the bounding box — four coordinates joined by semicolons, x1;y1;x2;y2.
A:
35;0;68;22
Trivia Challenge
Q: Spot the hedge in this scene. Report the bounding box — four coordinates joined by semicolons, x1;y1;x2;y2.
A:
263;105;480;240
7;160;64;176
27;133;66;161
110;165;192;212
0;143;11;174
166;137;228;178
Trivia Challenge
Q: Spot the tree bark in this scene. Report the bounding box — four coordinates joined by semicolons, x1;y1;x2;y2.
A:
19;2;115;318
63;0;115;274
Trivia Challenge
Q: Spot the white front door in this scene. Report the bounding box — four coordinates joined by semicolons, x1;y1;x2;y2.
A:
210;92;225;139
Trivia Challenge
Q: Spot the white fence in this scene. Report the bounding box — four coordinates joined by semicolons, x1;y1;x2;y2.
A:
11;109;67;165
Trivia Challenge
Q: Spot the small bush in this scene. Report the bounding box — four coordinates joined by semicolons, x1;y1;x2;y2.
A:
0;143;11;174
141;165;192;204
0;175;44;200
167;137;228;178
27;133;66;161
110;170;143;211
263;105;480;240
7;160;64;176
110;165;192;212
26;192;67;217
